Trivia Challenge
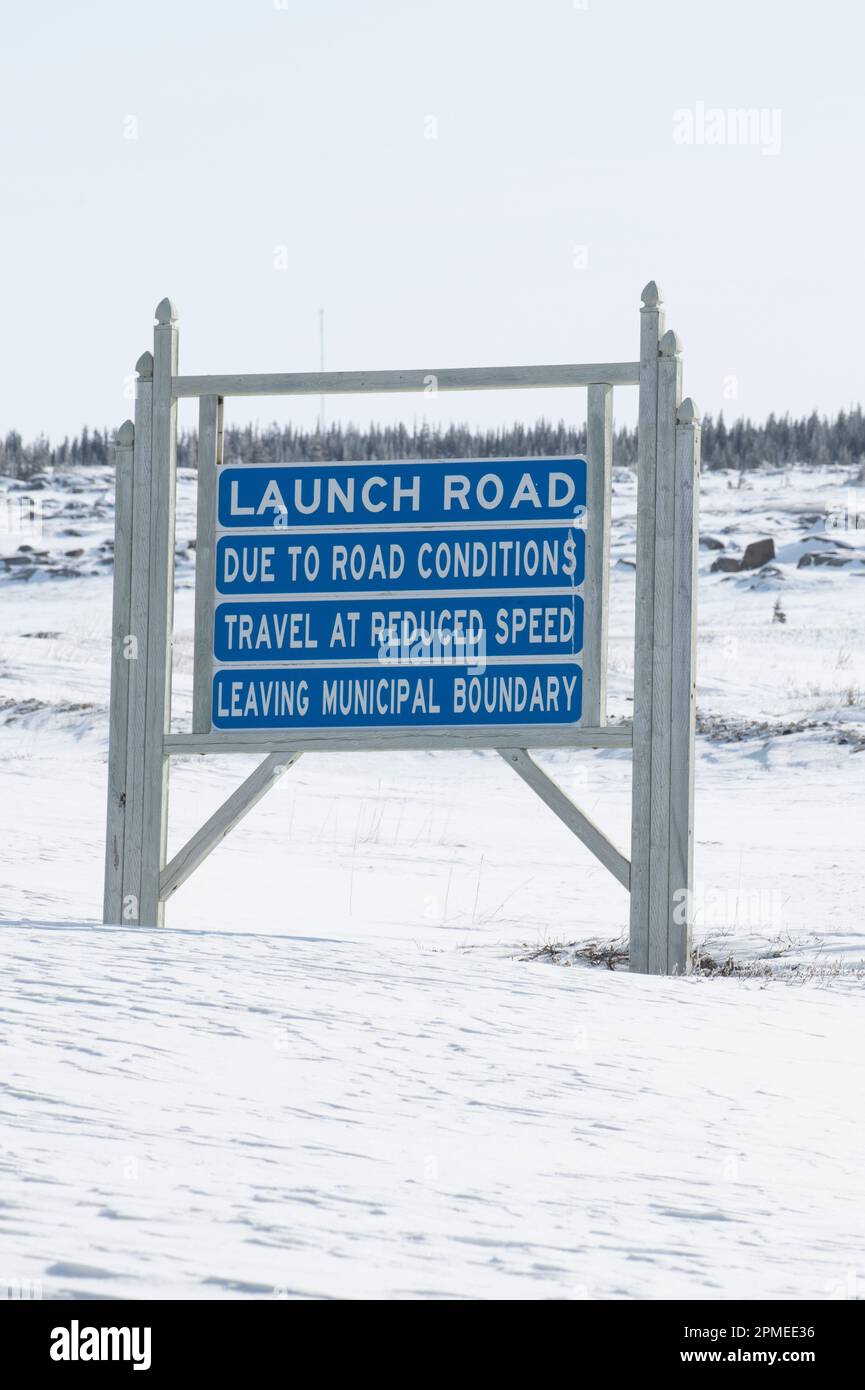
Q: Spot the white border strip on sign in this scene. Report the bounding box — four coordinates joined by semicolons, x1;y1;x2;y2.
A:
214;517;585;536
212;585;584;603
211;656;584;672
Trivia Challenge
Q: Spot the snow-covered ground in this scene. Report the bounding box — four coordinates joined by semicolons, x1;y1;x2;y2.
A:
1;461;863;1299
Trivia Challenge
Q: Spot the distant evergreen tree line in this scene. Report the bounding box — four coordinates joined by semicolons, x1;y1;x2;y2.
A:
2;408;865;479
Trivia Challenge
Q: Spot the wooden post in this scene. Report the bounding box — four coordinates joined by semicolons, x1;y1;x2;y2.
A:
668;398;701;972
118;351;154;924
647;328;683;972
139;299;179;926
629;282;664;973
583;382;612;726
193;395;221;733
102;420;135;923
630;294;695;974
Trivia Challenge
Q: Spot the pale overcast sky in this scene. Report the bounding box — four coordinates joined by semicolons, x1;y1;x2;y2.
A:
1;0;861;441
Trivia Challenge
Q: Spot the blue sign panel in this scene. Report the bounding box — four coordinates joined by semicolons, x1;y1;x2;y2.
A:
214;596;584;664
212;662;582;729
215;526;584;596
218;458;586;530
209;457;588;734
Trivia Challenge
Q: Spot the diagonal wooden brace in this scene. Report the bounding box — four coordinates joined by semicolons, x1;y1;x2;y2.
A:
498;748;630;890
159;752;302;903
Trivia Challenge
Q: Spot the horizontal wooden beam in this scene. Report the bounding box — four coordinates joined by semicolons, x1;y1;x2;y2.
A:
499;748;630;890
164;724;633;756
159;751;301;901
172;362;641;399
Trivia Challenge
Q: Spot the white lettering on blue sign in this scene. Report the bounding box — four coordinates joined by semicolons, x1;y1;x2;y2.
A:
216;527;584;595
212;665;582;729
213;598;584;664
218;459;586;529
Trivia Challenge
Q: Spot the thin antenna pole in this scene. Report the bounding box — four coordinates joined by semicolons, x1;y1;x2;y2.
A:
319;308;325;436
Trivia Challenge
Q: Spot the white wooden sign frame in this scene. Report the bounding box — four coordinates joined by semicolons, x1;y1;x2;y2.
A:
103;282;700;975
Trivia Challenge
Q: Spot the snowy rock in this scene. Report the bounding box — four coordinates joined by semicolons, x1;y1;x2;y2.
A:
797;551;852;568
740;538;775;570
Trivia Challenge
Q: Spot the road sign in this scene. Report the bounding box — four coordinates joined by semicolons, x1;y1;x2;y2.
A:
212;663;582;730
103;286;701;978
213;596;584;664
217;458;586;528
209;456;587;732
215;526;584;596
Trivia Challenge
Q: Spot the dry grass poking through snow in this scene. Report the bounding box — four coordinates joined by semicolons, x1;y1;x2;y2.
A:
519;934;865;983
